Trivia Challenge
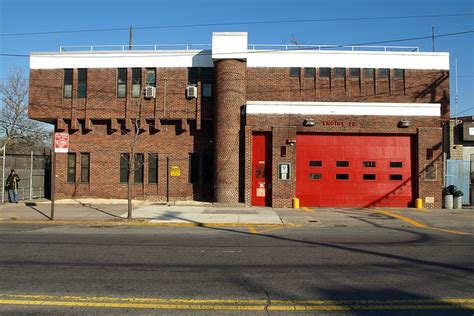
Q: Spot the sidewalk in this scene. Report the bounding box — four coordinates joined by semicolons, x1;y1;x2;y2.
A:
0;199;283;226
0;199;472;232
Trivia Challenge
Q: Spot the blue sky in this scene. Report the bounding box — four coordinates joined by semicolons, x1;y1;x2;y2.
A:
1;0;473;116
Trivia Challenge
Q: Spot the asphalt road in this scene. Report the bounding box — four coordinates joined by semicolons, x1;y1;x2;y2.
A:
0;223;472;315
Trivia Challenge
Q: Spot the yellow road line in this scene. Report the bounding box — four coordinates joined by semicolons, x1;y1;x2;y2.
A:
0;296;472;311
425;226;472;236
373;210;427;228
301;207;316;213
371;209;472;236
247;225;258;234
247;225;284;234
1;294;473;305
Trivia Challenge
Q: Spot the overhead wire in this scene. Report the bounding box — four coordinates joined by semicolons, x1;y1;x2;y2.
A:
1;13;473;37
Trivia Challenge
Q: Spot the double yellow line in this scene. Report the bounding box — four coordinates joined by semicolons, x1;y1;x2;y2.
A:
0;294;472;311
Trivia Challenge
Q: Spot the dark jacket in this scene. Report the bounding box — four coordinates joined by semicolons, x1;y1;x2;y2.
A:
6;174;20;190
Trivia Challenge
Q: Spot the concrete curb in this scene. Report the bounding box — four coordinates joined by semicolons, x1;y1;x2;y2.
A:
0;218;288;228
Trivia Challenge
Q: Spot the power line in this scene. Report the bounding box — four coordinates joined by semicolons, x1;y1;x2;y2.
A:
1;13;473;37
1;29;473;59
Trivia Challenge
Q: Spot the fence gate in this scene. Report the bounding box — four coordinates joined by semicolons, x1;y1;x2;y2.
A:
1;153;50;202
445;159;470;205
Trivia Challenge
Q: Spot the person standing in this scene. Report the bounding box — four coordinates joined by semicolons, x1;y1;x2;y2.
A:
6;169;20;203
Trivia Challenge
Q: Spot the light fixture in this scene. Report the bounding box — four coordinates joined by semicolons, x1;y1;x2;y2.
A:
303;118;315;126
286;138;296;146
398;118;410;128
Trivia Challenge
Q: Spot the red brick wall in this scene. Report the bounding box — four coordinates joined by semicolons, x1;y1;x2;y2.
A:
54;120;213;201
29;65;449;206
29;68;211;122
213;59;247;203
246;68;450;118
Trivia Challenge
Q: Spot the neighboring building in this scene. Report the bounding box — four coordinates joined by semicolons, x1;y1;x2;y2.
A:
28;32;450;208
448;116;474;161
447;116;474;205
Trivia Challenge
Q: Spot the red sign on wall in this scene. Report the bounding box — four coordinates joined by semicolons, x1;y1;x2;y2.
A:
54;132;69;153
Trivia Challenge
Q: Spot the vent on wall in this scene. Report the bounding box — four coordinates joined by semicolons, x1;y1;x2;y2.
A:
144;86;156;99
186;85;197;99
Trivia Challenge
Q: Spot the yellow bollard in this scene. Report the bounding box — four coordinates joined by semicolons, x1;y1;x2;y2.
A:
415;198;423;209
293;197;300;209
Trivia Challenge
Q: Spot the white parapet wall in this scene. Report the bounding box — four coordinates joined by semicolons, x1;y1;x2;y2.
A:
246;101;441;117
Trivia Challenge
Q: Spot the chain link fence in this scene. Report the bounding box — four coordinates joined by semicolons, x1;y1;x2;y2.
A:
1;152;51;203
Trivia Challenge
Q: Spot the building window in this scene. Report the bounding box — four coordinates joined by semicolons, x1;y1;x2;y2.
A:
309;160;322;167
80;153;90;183
364;68;375;79
134;153;144;184
390;161;403;168
390;174;403;180
117;68;127;98
202;84;212;98
350;68;360;79
379;68;390;79
309;173;322;180
363;174;376;180
335;68;346;78
304;67;316;77
148;153;158;184
394;69;404;80
120;153;129;183
189;153;199;184
289;67;300;77
63;69;73;98
132;68;141;98
201;68;213;98
188;68;198;85
363;161;376;168
77;69;87;98
336;174;349;180
146;68;156;87
425;164;437;181
336;161;349;167
67;153;76;183
320;68;331;78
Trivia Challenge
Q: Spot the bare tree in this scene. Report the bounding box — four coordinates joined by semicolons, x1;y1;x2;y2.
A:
0;68;50;153
289;35;306;48
122;100;146;219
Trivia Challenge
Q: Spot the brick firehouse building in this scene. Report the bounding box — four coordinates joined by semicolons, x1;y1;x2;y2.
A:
29;32;450;208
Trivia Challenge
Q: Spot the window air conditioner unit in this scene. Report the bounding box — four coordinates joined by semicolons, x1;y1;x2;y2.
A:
144;86;156;99
186;85;198;99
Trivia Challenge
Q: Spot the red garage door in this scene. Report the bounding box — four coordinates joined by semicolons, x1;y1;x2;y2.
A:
296;134;415;207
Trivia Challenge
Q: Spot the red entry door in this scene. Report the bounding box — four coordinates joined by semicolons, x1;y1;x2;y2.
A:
296;134;414;207
251;132;272;206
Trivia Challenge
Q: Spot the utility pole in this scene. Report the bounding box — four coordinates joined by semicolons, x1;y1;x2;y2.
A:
1;144;5;204
129;27;133;50
432;26;435;52
50;148;55;220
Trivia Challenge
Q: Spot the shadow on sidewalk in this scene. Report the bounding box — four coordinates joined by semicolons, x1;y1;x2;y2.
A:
78;202;126;219
25;202;51;220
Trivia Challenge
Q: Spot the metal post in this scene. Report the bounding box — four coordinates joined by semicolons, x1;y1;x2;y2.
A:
1;145;5;204
166;156;170;204
164;79;167;131
129;27;133;50
29;150;33;200
50;149;55;220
